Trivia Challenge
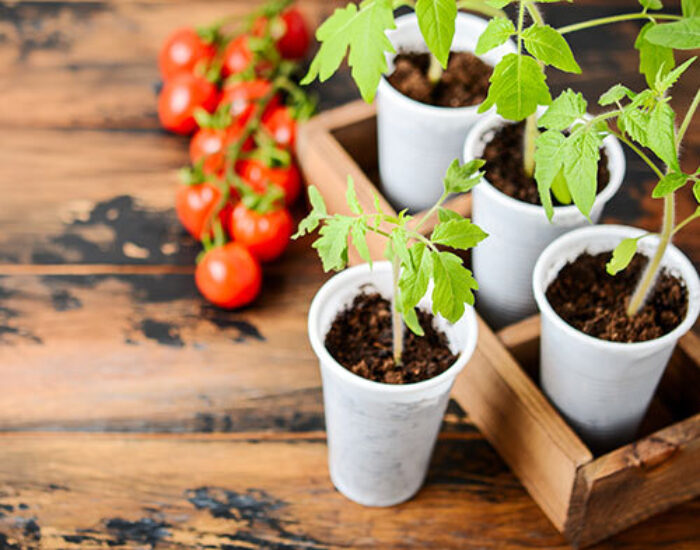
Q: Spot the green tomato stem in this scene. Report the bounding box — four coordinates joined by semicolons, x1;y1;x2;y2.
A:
558;12;681;35
676;88;700;150
414;191;449;231
391;253;404;366
523;113;538;178
427;52;444;85
525;1;544;26
673;210;700;235
626;194;675;317
610;130;666;181
457;0;507;19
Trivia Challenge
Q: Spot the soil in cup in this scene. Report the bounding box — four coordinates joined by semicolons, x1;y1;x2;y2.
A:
483;122;610;205
546;251;688;342
387;51;491;107
324;292;458;384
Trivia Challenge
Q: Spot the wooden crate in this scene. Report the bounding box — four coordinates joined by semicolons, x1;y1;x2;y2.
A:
297;101;700;548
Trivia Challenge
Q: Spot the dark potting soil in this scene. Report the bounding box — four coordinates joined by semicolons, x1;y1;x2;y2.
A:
387;51;492;107
483;121;611;205
324;292;458;384
546;252;688;343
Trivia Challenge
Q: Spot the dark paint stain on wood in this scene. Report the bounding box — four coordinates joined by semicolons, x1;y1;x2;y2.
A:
0;533;20;550
49;289;82;312
139;319;184;348
0;281;42;346
200;305;265;342
104;517;170;548
185;487;327;550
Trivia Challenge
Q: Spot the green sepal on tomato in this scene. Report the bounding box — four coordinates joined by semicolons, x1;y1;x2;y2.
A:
195;242;262;309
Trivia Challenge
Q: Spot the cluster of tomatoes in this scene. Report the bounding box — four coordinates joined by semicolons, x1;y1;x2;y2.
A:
157;1;311;309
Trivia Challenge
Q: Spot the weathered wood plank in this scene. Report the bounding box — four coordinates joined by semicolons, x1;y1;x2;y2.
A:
0;433;697;549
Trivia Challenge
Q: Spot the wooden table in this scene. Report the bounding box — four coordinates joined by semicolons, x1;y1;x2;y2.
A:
0;1;697;548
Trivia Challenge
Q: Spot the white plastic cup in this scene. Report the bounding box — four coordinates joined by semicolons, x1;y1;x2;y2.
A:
533;225;700;451
463;113;626;329
376;13;515;212
308;262;478;506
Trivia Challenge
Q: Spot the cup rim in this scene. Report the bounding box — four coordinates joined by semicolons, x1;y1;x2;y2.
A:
376;12;513;118
532;224;700;351
463;112;626;221
307;262;478;395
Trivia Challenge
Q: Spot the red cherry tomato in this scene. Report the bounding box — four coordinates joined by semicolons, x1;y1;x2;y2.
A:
189;123;252;175
176;182;220;239
262;106;296;150
158;27;216;79
158;73;219;135
196;242;262;309
220;79;278;124
222;35;255;77
277;9;310;59
238;159;301;206
230;203;293;263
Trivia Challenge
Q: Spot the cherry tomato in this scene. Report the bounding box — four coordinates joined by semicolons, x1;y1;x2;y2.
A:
222;35;255;76
189;123;252;175
230;203;293;262
220;79;278;124
262;106;296;150
252;8;310;60
277;9;310;59
238;159;301;206
196;242;262;309
175;182;234;239
158;73;219;135
158;27;216;79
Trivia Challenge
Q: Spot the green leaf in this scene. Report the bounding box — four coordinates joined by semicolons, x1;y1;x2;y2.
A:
399;242;432;308
312;216;353;272
635;22;675;87
302;0;396;103
486;0;512;7
351;221;372;264
308;185;327;216
647;101;679;171
437;208;463;222
562;128;602;218
475;17;515;56
538;89;587;130
550;170;572;205
431;219;488;250
656;56;696;94
479;53;552;120
534;130;567;220
639;0;663;9
522;25;581;74
346;177;363;214
652;172;688;198
415;0;456;67
683;0;699;17
293;186;327;238
598;84;634;106
645;18;700;50
390;229;411;266
619;106;651;147
694;181;700;203
607;237;640;275
443;158;485;193
431;251;478;322
400;303;424;336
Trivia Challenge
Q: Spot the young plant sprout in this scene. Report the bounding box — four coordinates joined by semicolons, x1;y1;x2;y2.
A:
302;0;698;199
294;160;488;365
537;60;700;318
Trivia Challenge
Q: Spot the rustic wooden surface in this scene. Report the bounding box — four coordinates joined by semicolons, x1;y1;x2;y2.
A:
0;1;698;548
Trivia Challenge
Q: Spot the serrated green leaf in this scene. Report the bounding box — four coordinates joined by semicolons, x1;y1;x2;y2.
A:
607;237;640;275
479;54;552;120
563;129;603;218
645;18;700;50
302;0;396;103
398;242;432;308
534;130;567;220
522;25;581;74
309;185;327;216
437;208;463;222
639;0;663;9
656;56;696;94
683;0;699;17
647;101;679;171
390;229;411;266
475;17;515;55
351;220;372;264
431;219;488;250
346;177;363;214
619;106;651;147
635;22;675;87
443;158;485;193
551;169;572;205
431;251;477;322
693;181;700;202
538;89;587;130
293;186;327;238
400;303;424;336
598;84;634;106
312;216;353;272
652;172;688;198
415;0;456;67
